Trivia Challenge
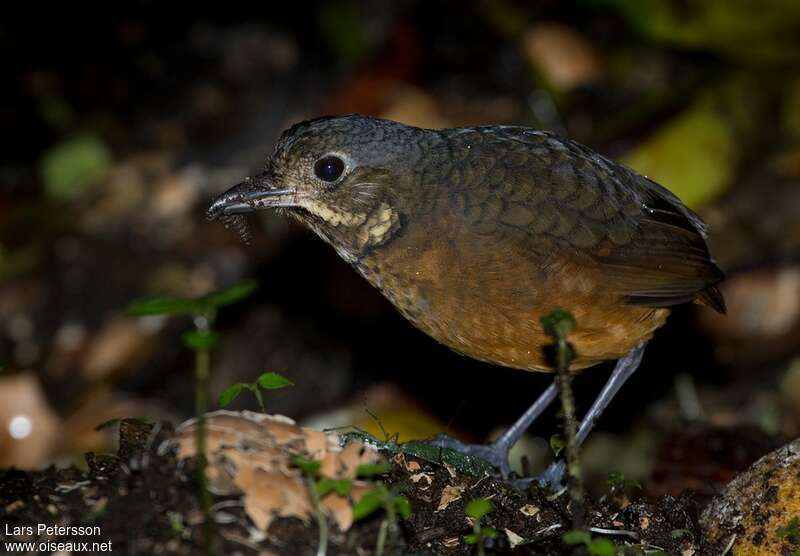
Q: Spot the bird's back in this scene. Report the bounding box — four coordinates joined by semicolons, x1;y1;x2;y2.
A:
357;125;724;371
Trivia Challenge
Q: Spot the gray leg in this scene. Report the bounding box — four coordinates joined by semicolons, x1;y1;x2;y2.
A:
537;342;648;488
432;380;559;477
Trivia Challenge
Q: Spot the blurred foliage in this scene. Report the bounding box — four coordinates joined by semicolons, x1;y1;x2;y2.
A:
624;92;736;208
0;244;40;282
39;135;111;200
596;0;800;63
127;280;258;317
317;0;371;66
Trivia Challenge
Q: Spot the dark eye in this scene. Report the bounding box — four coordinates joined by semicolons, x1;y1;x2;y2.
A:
313;155;345;182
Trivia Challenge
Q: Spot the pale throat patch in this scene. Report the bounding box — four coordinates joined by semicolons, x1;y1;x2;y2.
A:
301;199;400;251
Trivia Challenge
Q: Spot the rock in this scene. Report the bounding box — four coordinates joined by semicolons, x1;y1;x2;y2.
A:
701;437;800;555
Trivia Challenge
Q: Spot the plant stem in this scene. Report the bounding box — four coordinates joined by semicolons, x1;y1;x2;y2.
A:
253;387;266;413
305;477;328;556
375;518;389;556
474;521;485;556
194;312;214;553
556;335;585;530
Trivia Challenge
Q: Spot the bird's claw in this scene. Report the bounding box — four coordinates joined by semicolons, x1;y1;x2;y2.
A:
429;433;513;478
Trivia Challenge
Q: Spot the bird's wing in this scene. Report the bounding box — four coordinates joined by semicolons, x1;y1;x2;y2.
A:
466;129;725;312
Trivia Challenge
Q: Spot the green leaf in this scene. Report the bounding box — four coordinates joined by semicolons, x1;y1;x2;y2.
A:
339;430;495;477
290;455;321;476
219;383;246;408
317;0;370;65
464;498;493;520
607;471;624;487
541;309;576;340
550;434;566;457
483;527;498;539
670;528;692;540
352;488;383;521
393;495;411;518
127;296;198;316
94;418;121;431
623;93;736;209
94;416;151;431
588;537;616;556
562;530;592;546
199;280;258;310
40;135;111;200
777;517;800;539
257;372;294;390
316;478;352;498
355;462;392;478
182;331;219;350
464;533;478;545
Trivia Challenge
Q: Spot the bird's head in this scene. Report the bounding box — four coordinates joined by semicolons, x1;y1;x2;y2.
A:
207;114;424;261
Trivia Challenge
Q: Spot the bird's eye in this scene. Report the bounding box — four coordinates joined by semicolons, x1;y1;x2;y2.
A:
313;155;345;182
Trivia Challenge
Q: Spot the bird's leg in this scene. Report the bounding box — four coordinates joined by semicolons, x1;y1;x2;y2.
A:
536;342;648;489
431;381;559;478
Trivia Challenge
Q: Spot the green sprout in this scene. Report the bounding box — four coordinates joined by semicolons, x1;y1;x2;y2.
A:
562;530;616;556
352;462;410;556
127;280;257;520
541;308;585;529
219;371;294;412
549;434;566;457
291;455;337;556
464;498;498;556
607;471;642;493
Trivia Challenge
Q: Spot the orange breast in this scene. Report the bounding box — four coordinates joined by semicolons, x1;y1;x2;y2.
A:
357;223;669;372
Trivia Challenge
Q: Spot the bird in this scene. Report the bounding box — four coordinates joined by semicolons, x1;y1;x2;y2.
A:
207;114;725;483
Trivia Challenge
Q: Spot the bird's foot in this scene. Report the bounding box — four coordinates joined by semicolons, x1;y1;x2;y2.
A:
429;433;513;478
427;434;570;492
536;460;566;490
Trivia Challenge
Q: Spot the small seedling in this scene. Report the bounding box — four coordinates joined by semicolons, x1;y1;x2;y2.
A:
291;455;334;556
128;280;257;525
541;308;585;529
352;465;410;556
464;498;498;556
562;530;616;556
607;471;642;493
549;434;565;457
219;371;294;412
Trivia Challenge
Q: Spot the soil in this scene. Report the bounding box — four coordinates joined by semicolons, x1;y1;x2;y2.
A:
1;417;776;556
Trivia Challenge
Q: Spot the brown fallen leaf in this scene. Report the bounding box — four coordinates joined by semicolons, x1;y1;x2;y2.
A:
0;373;60;468
436;485;465;511
171;410;385;533
521;23;604;90
520;504;540;518
505;528;526;548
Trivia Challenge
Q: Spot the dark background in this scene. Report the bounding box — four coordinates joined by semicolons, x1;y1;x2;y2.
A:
2;0;800;490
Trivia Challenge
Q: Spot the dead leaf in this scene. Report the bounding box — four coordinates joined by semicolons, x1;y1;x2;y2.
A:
82;317;153;381
172;410;384;532
505;528;526;548
410;472;434;489
436;485;465;511
521;23;604;90
520;504;540;517
0;373;60;468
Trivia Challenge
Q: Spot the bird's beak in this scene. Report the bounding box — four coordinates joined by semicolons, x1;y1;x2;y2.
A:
206;172;298;220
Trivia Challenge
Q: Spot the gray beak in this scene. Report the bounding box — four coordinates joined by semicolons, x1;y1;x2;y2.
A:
206;172;297;220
